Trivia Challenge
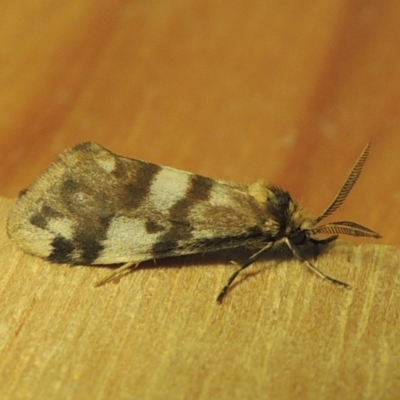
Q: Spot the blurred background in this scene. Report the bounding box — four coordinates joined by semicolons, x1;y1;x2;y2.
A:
0;0;399;245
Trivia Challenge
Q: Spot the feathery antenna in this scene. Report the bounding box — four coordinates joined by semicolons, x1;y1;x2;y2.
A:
315;144;370;224
314;221;381;238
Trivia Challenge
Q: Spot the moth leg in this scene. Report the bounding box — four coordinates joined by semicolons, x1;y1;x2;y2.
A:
302;259;350;288
217;242;274;303
94;261;140;287
285;238;350;289
309;235;338;245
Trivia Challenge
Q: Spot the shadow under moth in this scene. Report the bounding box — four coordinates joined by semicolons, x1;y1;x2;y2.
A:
7;142;381;303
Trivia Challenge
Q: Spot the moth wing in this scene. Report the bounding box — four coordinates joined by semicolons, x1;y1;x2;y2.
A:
7;142;268;264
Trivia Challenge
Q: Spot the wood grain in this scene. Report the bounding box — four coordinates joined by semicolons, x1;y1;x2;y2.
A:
1;197;400;399
0;1;400;399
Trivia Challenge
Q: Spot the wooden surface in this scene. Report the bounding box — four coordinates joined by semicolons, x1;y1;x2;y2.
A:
1;198;400;399
1;1;400;399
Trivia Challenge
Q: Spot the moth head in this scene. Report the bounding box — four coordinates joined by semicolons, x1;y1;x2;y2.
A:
265;186;316;244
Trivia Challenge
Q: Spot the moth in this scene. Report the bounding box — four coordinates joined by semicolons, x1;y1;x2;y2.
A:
7;142;380;302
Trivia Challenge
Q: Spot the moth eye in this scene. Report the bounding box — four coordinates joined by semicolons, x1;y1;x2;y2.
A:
290;230;307;245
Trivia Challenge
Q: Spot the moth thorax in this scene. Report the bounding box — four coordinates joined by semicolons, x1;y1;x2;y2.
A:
247;180;269;205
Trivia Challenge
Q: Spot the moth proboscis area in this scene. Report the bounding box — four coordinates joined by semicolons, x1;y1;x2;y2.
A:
7;142;381;303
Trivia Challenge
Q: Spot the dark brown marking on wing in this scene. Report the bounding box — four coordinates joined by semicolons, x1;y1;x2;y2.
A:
71;214;114;263
74;234;105;263
62;179;81;192
152;175;213;256
49;234;105;264
145;220;166;233
110;155;131;180
30;205;64;229
48;210;114;264
48;236;75;263
121;163;162;210
30;214;48;229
